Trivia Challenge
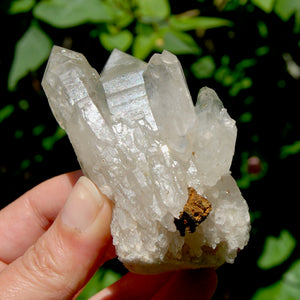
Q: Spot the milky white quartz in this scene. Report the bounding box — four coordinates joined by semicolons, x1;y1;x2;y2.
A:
42;46;250;274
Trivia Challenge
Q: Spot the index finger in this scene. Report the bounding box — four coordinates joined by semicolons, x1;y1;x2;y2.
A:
0;170;82;264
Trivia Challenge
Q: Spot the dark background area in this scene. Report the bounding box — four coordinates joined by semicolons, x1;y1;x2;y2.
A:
1;0;300;299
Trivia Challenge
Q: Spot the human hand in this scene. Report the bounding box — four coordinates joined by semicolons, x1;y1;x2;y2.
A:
0;171;217;299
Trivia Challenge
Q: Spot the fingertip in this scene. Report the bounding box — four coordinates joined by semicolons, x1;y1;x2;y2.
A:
92;272;174;300
0;175;114;299
60;176;105;232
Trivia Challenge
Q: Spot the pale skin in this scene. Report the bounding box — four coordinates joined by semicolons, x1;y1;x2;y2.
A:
0;170;217;299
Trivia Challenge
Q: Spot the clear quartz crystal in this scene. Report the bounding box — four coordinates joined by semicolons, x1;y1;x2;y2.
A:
143;50;197;157
42;46;250;274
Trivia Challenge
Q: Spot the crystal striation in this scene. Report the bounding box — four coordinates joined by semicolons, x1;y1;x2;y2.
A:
42;46;250;274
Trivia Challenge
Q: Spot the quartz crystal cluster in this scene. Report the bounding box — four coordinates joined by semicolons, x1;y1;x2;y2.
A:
42;46;250;274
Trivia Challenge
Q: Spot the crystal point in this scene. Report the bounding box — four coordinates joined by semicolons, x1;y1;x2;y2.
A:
144;50;196;156
42;47;250;274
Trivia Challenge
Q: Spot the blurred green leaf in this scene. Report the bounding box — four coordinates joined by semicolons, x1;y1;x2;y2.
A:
8;0;36;14
252;259;300;300
77;268;122;299
236;58;257;69
257;230;296;270
274;0;300;20
229;77;252;96
135;22;154;35
215;58;255;95
257;21;269;37
34;154;43;163
215;67;234;86
0;105;15;122
32;124;46;136
133;23;158;59
160;29;201;55
33;0;114;28
20;159;30;170
15;130;24;139
251;0;275;13
191;56;215;79
250;210;262;223
136;0;170;22
169;16;232;31
221;55;230;66
114;12;134;29
252;281;294;300
18;99;30;111
274;0;300;32
42;126;66;151
252;281;282;300
280;140;300;158
133;33;157;59
222;0;248;11
100;30;133;52
284;259;300;285
256;46;270;56
8;22;52;91
239;111;253;123
104;0;134;28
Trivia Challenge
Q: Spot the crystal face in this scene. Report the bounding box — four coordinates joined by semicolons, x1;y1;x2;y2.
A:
42;46;250;274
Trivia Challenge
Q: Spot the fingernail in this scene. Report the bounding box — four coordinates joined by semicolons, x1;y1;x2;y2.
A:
61;176;104;231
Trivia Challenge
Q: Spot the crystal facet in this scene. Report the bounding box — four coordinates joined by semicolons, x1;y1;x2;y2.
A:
42;46;250;274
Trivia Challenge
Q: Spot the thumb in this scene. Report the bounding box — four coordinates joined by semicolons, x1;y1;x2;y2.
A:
0;176;113;299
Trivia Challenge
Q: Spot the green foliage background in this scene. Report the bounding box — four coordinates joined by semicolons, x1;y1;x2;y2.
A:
1;0;300;299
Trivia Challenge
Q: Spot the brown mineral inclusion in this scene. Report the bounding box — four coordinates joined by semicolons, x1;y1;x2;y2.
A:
174;187;212;236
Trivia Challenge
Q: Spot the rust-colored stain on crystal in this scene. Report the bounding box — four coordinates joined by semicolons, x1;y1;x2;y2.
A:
174;187;212;236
